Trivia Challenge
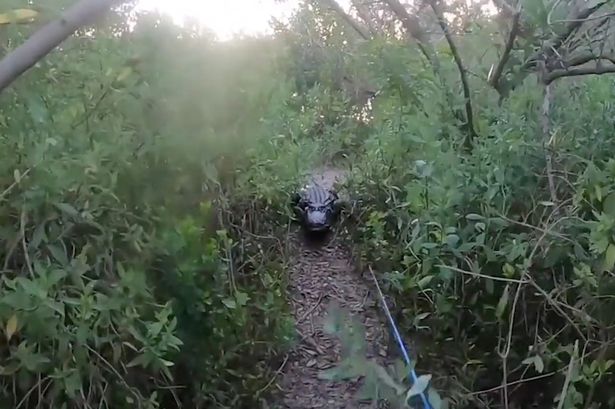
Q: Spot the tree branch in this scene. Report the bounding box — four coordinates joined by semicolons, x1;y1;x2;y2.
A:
429;0;477;149
0;0;125;93
382;0;425;42
381;0;455;106
545;61;615;83
381;0;434;63
319;0;371;40
566;51;615;67
550;1;608;52
491;0;517;18
523;0;608;71
488;10;521;93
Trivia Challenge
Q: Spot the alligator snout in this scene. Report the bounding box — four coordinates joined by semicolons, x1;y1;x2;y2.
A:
305;207;331;231
291;184;342;233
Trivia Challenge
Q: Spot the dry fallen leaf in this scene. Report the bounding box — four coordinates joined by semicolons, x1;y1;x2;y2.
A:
5;314;18;341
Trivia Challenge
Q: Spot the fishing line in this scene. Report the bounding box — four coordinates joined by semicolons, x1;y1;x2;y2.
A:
368;265;432;409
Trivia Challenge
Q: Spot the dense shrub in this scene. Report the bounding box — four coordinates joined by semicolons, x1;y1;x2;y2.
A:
3;1;615;409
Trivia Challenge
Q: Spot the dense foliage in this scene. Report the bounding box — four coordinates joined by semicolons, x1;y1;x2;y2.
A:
2;0;615;408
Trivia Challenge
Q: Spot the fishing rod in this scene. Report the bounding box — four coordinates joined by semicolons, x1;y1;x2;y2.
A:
368;265;433;409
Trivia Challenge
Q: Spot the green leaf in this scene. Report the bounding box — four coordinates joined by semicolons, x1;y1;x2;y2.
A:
485;278;494;295
370;361;405;395
445;234;459;248
15;343;50;371
47;243;68;266
54;203;79;218
604;193;615;217
45;137;57;146
127;353;150;369
30;223;47;247
596;185;603;202
148;322;163;338
465;213;484;221
428;388;444;409
236;291;249;306
160;358;175;367
417;275;433;288
495;284;510;320
5;314;18;341
26;95;47;124
222;298;236;309
522;355;544;373
604;243;615;272
63;371;82;399
534;355;544;373
406;374;431;400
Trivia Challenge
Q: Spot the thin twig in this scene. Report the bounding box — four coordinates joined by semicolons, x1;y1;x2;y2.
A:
497;205;567;409
496;213;574;244
501;353;509;409
469;371;556;395
256;354;289;397
529;280;588;341
85;345;143;408
435;264;529;284
297;293;324;323
0;168;31;202
557;340;578;409
20;207;34;278
15;377;50;409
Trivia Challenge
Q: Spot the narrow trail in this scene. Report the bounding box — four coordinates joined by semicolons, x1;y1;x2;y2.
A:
277;167;393;409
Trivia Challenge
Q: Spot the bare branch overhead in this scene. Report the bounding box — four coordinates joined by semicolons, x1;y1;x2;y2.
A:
381;0;428;45
488;10;521;93
428;0;477;149
545;61;615;83
0;0;127;93
487;0;615;96
318;0;371;40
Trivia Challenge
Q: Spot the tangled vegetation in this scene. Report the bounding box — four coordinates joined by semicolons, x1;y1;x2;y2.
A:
1;0;615;408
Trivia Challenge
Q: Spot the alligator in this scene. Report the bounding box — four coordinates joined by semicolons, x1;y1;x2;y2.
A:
291;183;343;233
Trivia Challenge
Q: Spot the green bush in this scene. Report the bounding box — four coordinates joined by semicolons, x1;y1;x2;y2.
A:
4;2;615;409
0;9;299;409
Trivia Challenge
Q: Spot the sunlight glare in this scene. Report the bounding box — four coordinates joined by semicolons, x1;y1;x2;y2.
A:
136;0;301;39
136;0;496;40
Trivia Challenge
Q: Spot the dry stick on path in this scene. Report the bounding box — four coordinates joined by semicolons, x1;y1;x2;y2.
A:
0;0;127;93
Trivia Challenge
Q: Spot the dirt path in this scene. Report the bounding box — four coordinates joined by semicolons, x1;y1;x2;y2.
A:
276;167;392;409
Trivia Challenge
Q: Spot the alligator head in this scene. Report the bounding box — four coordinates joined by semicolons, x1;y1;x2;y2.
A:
304;203;335;231
292;184;341;232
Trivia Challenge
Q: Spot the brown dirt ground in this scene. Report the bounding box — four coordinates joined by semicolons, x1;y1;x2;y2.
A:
274;168;393;409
